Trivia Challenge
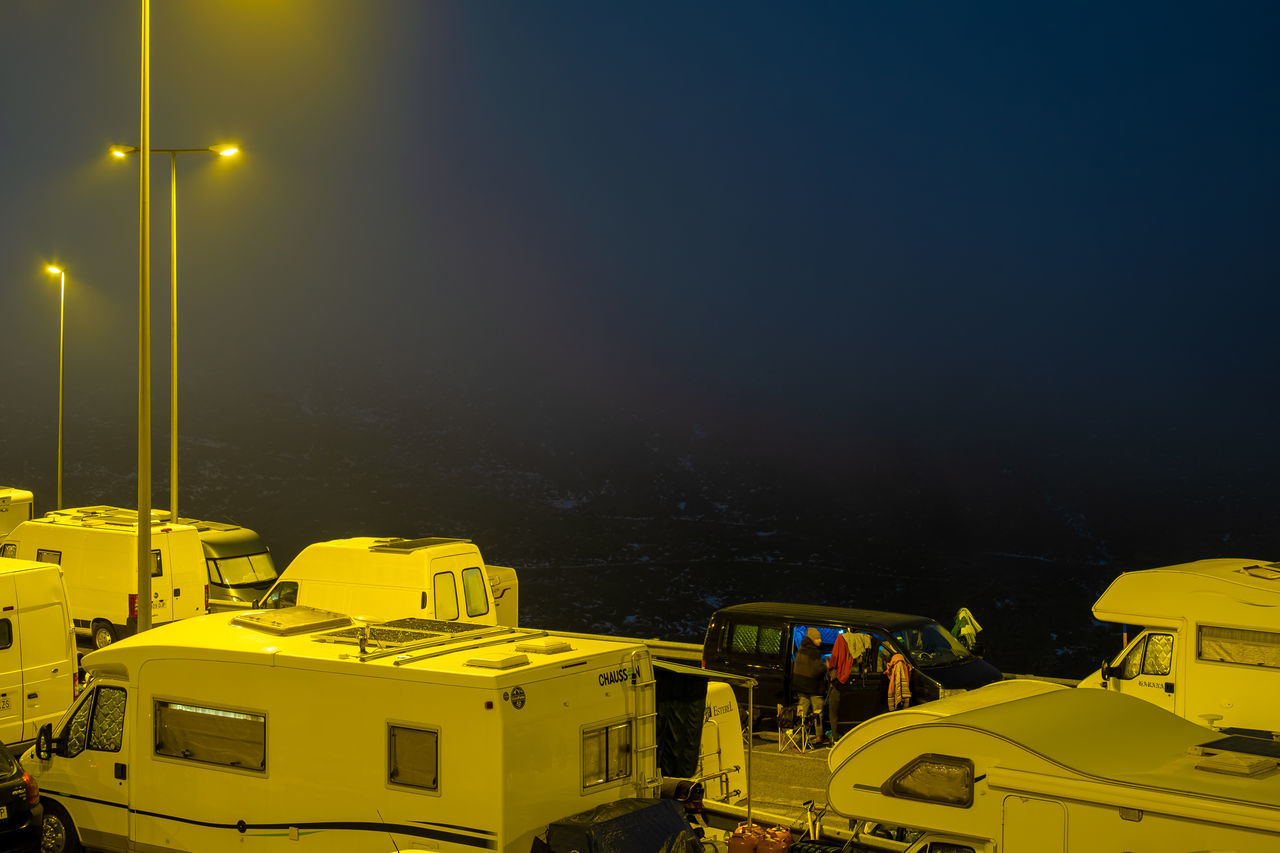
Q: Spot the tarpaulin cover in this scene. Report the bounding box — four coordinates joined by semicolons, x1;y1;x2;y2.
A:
655;665;709;778
546;798;688;853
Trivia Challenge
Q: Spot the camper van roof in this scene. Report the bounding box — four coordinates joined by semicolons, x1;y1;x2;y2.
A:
1093;558;1280;628
33;506;196;533
716;601;934;630
82;609;646;689
907;688;1280;802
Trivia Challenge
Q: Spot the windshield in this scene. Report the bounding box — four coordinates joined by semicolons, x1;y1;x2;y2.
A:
892;622;973;667
209;552;279;588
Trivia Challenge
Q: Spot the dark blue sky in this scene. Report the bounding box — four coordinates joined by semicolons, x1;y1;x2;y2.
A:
2;2;1279;532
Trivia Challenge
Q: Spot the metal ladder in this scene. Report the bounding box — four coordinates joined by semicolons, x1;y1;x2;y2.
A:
628;648;661;797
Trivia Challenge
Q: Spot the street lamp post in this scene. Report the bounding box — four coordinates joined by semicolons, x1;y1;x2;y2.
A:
111;143;238;523
44;266;66;511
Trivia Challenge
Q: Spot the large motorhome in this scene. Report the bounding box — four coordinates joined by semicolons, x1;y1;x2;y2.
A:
2;510;208;649
29;608;662;852
0;558;77;754
1079;558;1280;737
259;536;518;627
828;684;1280;852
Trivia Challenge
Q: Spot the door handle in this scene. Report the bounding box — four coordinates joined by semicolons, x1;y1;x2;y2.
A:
114;763;127;780
1164;682;1175;694
26;693;37;700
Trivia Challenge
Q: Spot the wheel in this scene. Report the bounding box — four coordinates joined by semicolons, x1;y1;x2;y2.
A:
42;799;82;853
92;621;117;651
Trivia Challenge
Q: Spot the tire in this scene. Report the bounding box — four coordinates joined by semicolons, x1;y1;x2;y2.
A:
42;799;82;853
92;621;117;651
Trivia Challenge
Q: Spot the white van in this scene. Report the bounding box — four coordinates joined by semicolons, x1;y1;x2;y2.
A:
0;558;77;754
1079;557;1280;736
0;488;33;539
2;511;208;649
828;684;1280;852
258;536;518;627
29;607;661;852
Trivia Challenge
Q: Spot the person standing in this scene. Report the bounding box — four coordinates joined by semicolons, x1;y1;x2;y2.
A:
793;627;827;744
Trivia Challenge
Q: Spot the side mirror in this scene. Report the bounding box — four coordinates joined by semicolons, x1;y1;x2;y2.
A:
1099;660;1112;682
35;723;55;761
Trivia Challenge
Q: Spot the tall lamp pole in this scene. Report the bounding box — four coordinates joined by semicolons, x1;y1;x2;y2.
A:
44;266;66;511
111;143;238;524
139;0;152;634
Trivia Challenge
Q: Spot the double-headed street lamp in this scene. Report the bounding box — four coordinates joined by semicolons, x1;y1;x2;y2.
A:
43;265;66;511
110;143;238;523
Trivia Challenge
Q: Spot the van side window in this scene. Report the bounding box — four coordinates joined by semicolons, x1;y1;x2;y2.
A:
35;549;61;564
262;582;298;609
0;620;11;650
461;567;489;618
388;724;439;791
0;544;14;559
727;622;783;656
151;549;163;578
433;573;460;621
1199;625;1280;669
155;701;265;772
582;720;632;790
65;686;128;757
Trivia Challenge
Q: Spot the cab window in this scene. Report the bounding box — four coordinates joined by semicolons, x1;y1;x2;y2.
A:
261;581;298;609
64;686;127;758
1116;633;1174;679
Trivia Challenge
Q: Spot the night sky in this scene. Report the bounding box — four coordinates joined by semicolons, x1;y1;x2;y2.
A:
3;3;1280;665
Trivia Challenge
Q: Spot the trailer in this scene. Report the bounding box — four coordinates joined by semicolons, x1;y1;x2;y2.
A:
827;684;1280;852
29;607;662;852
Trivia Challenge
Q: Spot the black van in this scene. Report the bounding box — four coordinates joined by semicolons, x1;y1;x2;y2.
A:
701;602;1002;735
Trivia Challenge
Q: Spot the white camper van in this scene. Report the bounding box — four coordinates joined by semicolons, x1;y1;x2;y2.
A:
828;685;1280;853
259;536;518;627
1079;558;1280;737
0;558;77;754
43;507;280;614
2;510;208;649
0;489;33;539
29;607;660;853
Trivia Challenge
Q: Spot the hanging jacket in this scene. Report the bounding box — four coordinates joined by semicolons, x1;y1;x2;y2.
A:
827;633;853;685
951;607;983;650
886;653;913;711
828;632;873;684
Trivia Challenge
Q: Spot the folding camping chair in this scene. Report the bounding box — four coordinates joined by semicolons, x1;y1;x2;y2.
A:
777;704;822;753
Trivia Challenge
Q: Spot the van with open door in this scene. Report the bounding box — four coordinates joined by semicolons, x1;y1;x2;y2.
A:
702;602;1001;736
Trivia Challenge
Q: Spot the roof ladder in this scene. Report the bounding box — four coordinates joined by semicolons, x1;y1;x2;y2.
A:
628;648;661;798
